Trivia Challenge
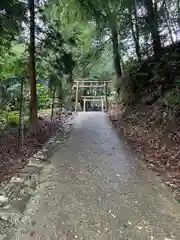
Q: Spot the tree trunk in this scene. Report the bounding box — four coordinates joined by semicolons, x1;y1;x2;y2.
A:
51;87;56;123
144;0;162;59
166;20;174;44
129;4;141;61
110;23;122;80
164;1;174;44
29;0;37;130
133;0;141;61
50;87;56;131
119;55;125;74
177;0;180;29
18;77;24;149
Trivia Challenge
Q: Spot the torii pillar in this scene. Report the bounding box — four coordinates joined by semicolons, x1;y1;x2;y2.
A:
83;98;86;112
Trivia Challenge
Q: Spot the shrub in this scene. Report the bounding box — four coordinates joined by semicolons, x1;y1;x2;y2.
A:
0;115;7;130
8;113;19;127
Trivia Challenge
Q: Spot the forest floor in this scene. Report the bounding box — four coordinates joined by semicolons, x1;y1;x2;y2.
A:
108;104;180;201
0;112;71;185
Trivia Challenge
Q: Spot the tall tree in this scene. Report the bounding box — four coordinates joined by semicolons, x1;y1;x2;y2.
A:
164;0;174;44
178;0;180;29
127;0;141;61
110;19;122;78
28;0;38;129
143;0;162;59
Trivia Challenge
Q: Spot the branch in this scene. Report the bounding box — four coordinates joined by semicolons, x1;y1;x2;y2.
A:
96;37;111;50
96;28;122;51
158;0;166;11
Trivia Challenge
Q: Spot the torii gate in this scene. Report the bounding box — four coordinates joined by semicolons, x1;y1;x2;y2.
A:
73;80;110;112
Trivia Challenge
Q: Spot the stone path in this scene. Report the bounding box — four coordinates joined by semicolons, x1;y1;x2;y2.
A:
8;112;180;240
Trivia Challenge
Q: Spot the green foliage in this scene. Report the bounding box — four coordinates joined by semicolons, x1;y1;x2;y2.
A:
0;44;26;81
8;113;19;127
37;84;51;109
0;111;19;129
7;111;28;127
0;113;7;130
0;0;26;46
89;47;114;79
164;88;180;106
120;60;149;97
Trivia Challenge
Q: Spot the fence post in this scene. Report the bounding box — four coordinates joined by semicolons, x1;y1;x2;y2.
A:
18;77;24;149
75;81;79;112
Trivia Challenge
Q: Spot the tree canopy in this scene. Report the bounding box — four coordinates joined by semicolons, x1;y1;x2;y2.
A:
0;0;180;127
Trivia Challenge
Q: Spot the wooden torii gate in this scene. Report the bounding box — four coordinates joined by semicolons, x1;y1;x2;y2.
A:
73;80;110;112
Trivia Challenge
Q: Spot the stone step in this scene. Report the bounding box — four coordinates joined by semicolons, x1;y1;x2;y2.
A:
27;157;49;168
0;165;41;206
10;195;30;214
11;176;26;184
21;165;42;175
0;181;23;205
32;151;47;161
0;207;22;222
0;196;9;206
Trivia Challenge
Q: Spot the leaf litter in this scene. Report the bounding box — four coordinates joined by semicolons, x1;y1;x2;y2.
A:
108;105;180;200
0;115;71;185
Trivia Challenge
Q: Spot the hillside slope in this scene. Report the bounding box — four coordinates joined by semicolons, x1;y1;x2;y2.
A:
109;42;180;200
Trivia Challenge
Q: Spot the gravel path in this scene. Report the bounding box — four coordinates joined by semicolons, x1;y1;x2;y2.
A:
10;112;180;240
